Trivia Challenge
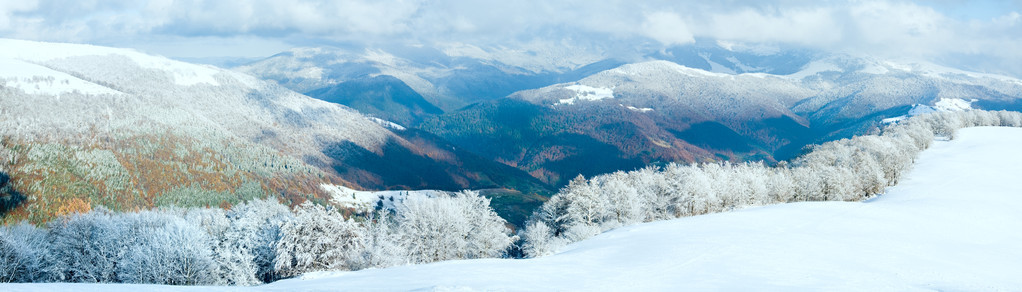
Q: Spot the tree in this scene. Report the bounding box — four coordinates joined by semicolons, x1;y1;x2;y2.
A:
43;208;121;283
274;202;364;277
0;222;47;282
115;211;216;285
225;198;292;284
397;191;514;263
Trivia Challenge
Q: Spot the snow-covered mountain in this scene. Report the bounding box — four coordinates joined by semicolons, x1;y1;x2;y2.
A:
233;44;626;121
11;126;1022;291
0;39;550;224
0;39;390;158
790;56;1022;130
522;55;1022;130
414;52;1022;187
514;60;814;126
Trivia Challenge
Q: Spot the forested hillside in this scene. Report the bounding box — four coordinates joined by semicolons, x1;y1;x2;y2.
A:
0;39;550;224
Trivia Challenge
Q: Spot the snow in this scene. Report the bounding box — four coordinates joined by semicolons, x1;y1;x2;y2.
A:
725;56;763;72
9;127;1022;291
0;58;122;96
608;60;731;78
0;38;220;87
558;84;615;105
787;60;843;79
321;184;445;211
882;60;1022;83
933;97;974;111
622;104;654;113
700;53;737;74
884;98;974;124
859;63;890;75
366;117;407;131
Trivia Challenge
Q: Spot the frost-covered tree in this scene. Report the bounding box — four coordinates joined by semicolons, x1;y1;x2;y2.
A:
0;222;47;282
43;208;121;283
397;191;515;263
224;198;292;284
274;202;364;277
349;211;406;270
115;211;215;285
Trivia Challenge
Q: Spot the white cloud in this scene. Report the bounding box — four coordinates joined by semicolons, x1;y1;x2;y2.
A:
697;6;842;45
641;12;695;46
0;0;38;31
0;0;1021;76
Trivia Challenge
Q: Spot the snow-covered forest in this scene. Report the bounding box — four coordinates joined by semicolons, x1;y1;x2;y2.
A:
0;191;513;285
2;109;1021;286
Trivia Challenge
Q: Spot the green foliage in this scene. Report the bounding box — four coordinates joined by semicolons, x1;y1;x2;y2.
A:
155;180;266;208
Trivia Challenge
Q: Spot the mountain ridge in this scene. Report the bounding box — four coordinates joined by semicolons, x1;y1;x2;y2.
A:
0;38;551;224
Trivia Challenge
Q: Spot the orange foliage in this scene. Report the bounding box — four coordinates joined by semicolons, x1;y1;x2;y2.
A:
55;197;92;217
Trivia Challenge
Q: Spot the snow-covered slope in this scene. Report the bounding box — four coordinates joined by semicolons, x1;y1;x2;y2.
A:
7;127;1021;290
789;55;1022;130
0;38;406;222
513;60;814;125
0;38;391;154
0;38;552;223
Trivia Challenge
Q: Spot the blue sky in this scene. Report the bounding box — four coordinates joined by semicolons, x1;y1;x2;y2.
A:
1;0;1020;74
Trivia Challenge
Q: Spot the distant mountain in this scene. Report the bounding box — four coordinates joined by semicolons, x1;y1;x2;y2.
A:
305;75;443;126
422;61;815;186
0;39;551;224
648;40;818;75
421;55;1022;187
238;39;1022;190
234;44;626;124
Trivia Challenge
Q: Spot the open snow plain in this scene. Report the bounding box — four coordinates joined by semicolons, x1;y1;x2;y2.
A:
6;127;1021;291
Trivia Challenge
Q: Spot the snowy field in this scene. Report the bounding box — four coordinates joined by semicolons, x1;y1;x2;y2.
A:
6;126;1022;291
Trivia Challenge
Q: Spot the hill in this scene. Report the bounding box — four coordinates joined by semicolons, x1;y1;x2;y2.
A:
0;39;551;224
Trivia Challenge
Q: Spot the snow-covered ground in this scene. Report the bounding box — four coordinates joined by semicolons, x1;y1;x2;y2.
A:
6;127;1022;291
0;38;221;87
558;84;615;105
882;98;975;123
321;184;446;211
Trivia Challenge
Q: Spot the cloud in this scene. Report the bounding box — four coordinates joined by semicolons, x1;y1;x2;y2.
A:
1;0;1021;75
0;0;38;31
641;12;695;46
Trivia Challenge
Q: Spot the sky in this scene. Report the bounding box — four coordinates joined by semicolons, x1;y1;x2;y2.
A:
1;0;1021;74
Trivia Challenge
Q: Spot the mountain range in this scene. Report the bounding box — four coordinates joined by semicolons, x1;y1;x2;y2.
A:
236;42;1022;187
3;38;1022;226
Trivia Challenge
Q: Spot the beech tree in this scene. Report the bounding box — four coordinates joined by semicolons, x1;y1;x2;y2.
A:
398;191;515;263
115;211;215;285
274;202;364;277
0;222;47;282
